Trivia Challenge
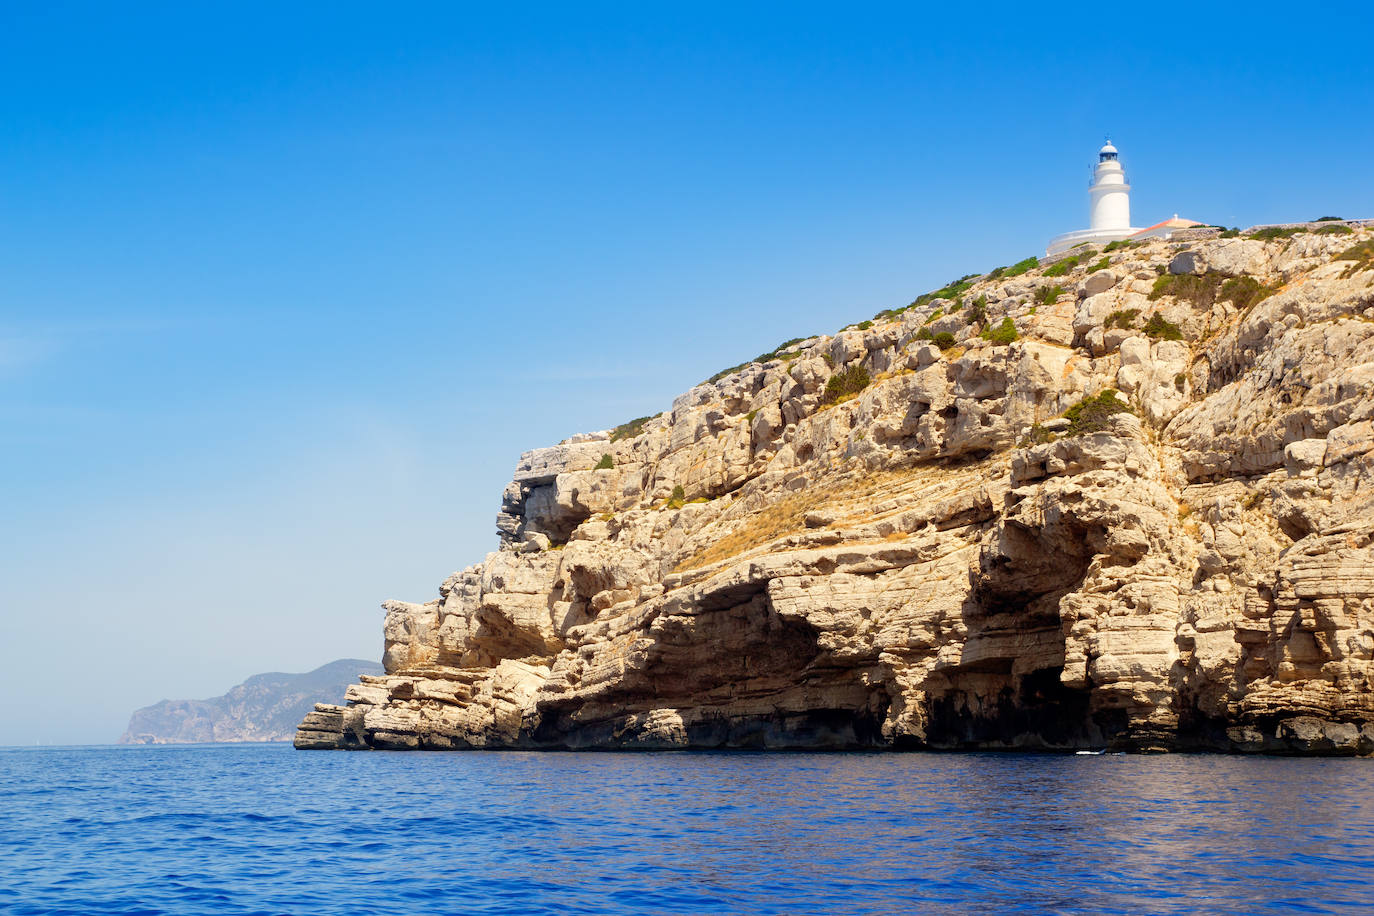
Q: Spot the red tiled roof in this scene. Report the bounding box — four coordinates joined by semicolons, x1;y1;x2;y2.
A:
1130;217;1202;236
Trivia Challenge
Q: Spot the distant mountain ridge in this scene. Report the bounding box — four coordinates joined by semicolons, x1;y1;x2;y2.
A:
120;659;383;744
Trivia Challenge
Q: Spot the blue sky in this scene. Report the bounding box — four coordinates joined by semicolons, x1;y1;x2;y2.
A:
3;2;1371;744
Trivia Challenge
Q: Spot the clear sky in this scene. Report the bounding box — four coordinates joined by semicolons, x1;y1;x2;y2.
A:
3;2;1371;745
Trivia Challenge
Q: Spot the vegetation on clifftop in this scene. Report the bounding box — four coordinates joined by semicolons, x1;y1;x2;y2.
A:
1337;240;1374;278
608;224;1371;448
987;256;1039;280
705;337;812;384
1042;255;1079;277
611;414;658;442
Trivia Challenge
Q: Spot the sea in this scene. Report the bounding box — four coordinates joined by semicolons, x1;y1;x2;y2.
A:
2;744;1372;915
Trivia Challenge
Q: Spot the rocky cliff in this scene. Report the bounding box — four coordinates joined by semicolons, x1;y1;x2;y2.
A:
298;224;1374;754
122;658;383;744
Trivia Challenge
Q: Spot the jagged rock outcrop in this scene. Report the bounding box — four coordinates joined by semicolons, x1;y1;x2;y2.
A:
298;224;1374;755
122;658;383;744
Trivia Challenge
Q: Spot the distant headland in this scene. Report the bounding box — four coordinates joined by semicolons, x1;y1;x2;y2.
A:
120;658;383;744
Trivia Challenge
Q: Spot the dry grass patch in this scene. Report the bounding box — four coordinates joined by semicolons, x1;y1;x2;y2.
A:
672;468;925;573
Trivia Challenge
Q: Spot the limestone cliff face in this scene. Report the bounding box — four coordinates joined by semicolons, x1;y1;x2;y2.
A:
298;225;1374;754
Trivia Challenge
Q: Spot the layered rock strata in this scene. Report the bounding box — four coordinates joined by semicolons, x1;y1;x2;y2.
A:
298;226;1374;754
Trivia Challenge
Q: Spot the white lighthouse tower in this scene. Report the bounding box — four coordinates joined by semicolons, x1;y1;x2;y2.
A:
1089;141;1131;232
1046;140;1144;255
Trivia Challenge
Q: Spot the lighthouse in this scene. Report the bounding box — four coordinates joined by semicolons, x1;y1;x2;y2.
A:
1046;140;1146;255
1089;141;1131;232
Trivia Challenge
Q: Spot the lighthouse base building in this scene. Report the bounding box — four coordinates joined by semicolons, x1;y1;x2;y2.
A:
1046;141;1200;255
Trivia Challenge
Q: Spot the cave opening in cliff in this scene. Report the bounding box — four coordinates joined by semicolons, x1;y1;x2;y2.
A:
921;665;1103;749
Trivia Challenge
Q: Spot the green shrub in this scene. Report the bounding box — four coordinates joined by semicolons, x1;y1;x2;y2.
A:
746;408;759;423
1019;423;1054;447
755;338;809;364
1142;313;1184;340
1149;273;1221;308
595;453;614;470
1219;228;1240;238
1103;240;1138;252
706;362;747;383
909;278;976;310
1103;308;1139;330
1043;256;1079;277
1337;240;1374;277
705;337;813;383
988;256;1039;280
923;307;944;325
980;317;1018;346
1219;276;1277;311
1090;257;1111;272
1337;240;1374;260
611;415;657;442
1315;223;1354;236
1248;226;1302;241
664;484;686;509
1314;215;1344;222
937;280;974;301
873;306;905;320
965;294;988;326
822;365;871;404
1062;389;1132;436
1034;284;1065;305
916;327;933;340
856;319;873;330
932;332;957;350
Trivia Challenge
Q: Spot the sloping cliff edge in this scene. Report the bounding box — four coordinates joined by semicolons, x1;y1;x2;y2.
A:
123;658;383;744
299;224;1374;754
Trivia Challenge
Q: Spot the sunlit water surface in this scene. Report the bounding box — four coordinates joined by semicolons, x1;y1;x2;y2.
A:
2;745;1372;914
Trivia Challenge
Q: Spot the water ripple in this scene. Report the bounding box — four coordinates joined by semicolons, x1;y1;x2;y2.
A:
2;746;1373;913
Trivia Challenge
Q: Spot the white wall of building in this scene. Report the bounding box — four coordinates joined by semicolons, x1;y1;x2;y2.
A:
1089;145;1131;231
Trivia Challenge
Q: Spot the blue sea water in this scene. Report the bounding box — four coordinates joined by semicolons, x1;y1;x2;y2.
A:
2;745;1373;915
